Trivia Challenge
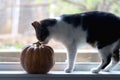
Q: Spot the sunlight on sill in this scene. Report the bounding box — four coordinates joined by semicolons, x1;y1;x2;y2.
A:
0;71;120;75
0;63;119;80
0;49;98;53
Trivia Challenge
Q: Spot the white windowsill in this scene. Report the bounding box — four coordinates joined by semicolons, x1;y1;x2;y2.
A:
0;62;119;80
0;50;119;80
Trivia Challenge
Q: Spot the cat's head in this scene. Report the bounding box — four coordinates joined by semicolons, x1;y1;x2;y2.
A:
32;19;57;44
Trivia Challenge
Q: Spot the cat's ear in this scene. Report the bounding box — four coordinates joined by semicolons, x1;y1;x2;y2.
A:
31;21;40;28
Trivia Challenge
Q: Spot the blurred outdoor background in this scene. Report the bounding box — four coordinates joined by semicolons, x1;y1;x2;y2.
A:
0;0;120;62
1;0;120;50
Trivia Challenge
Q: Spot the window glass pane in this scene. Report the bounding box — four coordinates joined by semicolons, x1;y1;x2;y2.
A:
0;0;120;62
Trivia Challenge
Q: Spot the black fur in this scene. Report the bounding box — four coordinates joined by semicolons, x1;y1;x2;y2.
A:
40;19;57;27
62;14;82;27
62;11;120;49
113;49;119;62
35;19;57;42
101;54;112;69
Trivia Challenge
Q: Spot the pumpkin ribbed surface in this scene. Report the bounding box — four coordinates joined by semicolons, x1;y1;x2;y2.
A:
20;42;54;74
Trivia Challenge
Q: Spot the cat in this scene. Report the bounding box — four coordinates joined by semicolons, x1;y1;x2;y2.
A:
32;11;120;73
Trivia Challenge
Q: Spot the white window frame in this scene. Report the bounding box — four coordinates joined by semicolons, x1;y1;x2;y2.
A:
0;50;120;80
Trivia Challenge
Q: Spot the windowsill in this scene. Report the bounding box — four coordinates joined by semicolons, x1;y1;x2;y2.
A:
0;50;119;80
1;71;120;74
0;63;119;80
0;71;120;80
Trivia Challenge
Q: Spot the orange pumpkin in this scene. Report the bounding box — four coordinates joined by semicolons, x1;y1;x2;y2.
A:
20;42;55;74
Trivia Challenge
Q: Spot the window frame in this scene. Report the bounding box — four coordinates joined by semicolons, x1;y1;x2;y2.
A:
0;50;120;79
0;49;119;71
0;62;120;80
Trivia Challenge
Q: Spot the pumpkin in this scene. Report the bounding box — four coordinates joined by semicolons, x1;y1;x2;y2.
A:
20;42;55;74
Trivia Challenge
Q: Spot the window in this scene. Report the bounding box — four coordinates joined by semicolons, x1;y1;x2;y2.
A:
0;0;120;63
0;0;120;78
0;0;102;63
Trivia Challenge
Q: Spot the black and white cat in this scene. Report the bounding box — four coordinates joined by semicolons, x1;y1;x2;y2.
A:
32;11;120;73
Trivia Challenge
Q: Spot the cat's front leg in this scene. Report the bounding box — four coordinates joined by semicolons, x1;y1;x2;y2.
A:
65;45;77;73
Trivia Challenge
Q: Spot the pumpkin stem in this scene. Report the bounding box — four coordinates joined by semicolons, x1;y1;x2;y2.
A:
33;41;41;47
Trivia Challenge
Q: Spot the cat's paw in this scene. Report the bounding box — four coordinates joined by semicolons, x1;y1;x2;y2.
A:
64;68;73;73
91;68;100;73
